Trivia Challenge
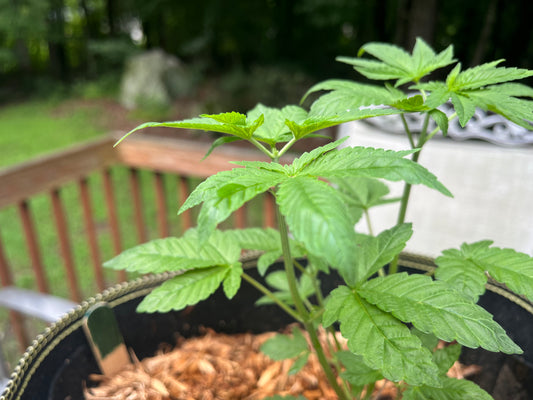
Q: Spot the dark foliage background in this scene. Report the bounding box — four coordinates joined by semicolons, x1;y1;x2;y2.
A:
1;0;532;99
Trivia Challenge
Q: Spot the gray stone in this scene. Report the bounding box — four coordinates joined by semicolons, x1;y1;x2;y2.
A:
120;49;194;110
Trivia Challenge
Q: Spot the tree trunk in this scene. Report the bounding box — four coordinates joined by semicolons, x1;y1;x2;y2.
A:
106;0;117;37
47;0;70;81
470;0;499;66
404;0;437;48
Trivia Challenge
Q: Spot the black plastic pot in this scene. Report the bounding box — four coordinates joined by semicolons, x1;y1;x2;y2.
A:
1;254;532;400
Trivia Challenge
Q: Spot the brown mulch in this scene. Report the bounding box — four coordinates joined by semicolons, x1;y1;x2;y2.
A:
84;328;341;400
84;329;479;400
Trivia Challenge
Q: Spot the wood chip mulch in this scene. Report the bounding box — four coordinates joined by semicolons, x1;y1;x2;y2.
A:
84;329;479;400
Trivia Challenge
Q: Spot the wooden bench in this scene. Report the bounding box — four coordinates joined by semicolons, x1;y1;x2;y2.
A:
0;133;279;375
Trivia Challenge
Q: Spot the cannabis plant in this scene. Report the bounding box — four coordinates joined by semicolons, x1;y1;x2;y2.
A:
106;39;533;399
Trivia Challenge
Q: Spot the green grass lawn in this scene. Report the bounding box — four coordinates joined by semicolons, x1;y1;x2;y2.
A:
0;99;106;167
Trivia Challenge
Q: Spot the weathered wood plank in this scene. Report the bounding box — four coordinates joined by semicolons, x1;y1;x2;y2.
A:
0;137;117;208
114;135;276;177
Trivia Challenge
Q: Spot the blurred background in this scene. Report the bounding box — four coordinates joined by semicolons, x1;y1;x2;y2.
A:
2;0;533;107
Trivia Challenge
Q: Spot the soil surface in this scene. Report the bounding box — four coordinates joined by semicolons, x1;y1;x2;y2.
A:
84;329;498;400
84;328;397;400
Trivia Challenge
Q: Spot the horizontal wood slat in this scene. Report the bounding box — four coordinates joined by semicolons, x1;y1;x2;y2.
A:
114;135;289;177
0;137;117;208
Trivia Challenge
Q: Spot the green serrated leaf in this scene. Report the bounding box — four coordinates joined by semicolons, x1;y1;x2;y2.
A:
449;93;476;127
436;241;533;302
300;146;452;197
224;227;281;251
284;116;341;140
257;251;282;276
402;377;493;400
435;243;491;302
411;328;439;351
247;103;305;144
332;176;394;211
201;111;247;125
258;270;315;306
358;273;522;354
104;229;240;274
467;87;533;129
192;168;287;240
337;351;383;386
424;85;451;109
277;177;358;280
352;223;413;284
260;327;309;361
223;262;243;299
289;353;310;375
392;95;429;112
450;60;533;91
433;344;462;374
119;113;264;142
323;286;441;386
137;265;229;312
288;137;347;175
429;109;449;136
343;38;455;86
305;80;403;116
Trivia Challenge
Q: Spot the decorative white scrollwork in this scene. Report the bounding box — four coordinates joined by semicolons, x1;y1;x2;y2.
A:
365;103;533;146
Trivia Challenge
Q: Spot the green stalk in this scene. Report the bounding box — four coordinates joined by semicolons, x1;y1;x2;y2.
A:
249;137;275;159
389;113;429;274
276;205;349;400
241;272;302;322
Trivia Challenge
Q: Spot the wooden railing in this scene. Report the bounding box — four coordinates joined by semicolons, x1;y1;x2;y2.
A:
0;134;281;356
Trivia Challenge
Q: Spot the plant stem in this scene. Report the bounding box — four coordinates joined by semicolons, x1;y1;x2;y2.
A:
389;113;430;274
241;272;303;322
277;136;298;158
363;209;374;237
249;137;275;159
276;205;349;400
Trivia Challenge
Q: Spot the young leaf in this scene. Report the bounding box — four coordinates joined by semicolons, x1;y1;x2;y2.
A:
340;38;455;86
402;377;493;400
104;229;240;274
352;223;413;284
276;176;358;280
337;351;383;386
429;109;449;136
116;112;265;146
332;176;398;211
358;273;522;354
260;327;309;361
284;116;347;140
450;92;477;127
435;241;533;302
257;271;315;306
299;146;452;197
288;137;348;175
323;286;441;387
223;228;306;275
247;104;305;145
223;262;243;299
137;265;231;312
